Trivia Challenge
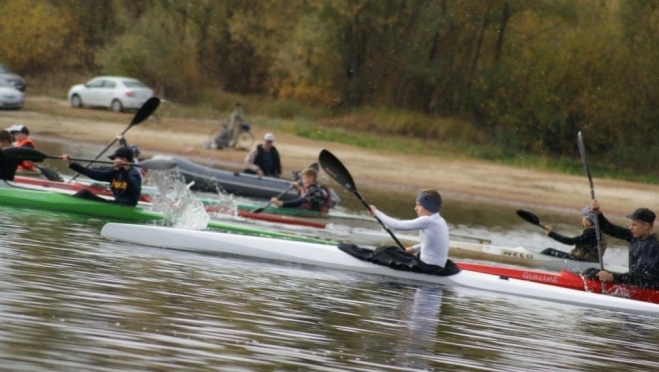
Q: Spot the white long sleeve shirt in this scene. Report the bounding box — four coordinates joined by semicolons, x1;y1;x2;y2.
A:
374;210;449;267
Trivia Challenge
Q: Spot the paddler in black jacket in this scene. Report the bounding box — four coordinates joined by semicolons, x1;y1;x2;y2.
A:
590;199;659;288
61;146;142;206
542;206;607;262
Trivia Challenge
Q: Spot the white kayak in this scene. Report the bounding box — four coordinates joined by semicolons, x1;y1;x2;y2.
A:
101;223;659;315
223;218;626;274
448;240;628;274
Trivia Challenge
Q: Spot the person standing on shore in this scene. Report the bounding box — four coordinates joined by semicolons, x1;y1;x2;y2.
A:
228;102;245;147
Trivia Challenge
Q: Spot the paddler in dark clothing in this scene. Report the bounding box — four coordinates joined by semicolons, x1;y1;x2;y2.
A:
589;199;659;289
269;168;331;213
0;129;20;181
541;206;607;262
61;146;142;206
243;133;281;178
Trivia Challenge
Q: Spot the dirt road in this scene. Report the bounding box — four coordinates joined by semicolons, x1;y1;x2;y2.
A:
2;97;656;219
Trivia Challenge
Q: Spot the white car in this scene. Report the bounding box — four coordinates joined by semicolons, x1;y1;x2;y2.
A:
0;77;24;110
67;76;154;112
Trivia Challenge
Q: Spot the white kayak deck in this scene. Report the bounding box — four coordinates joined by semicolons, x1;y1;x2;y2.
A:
101;223;659;315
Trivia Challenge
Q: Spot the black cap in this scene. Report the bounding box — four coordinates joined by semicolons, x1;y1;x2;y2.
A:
108;147;134;162
626;208;656;224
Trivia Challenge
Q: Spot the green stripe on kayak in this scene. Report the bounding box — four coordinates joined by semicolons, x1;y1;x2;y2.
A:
0;187;335;245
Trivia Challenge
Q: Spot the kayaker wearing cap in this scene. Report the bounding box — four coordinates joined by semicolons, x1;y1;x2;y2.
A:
589;199;659;288
366;189;458;274
244;133;282;178
8;124;37;171
541;206;607;262
117;134;146;178
0;129;20;181
60;146;142;206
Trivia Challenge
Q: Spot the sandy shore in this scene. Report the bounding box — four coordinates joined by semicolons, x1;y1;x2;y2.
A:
2;97;657;220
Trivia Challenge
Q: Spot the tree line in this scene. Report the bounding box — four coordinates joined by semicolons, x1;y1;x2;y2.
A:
1;0;658;173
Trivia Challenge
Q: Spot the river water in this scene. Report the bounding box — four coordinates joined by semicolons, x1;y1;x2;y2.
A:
2;138;658;371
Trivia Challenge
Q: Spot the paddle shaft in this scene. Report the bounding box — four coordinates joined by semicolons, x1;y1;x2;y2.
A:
49;155;150;168
252;184;296;213
578;131;606;294
353;190;407;250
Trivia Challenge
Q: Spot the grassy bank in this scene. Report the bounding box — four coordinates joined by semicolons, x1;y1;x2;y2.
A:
25;77;659;185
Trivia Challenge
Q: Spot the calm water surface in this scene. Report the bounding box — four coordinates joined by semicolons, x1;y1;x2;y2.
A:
1;137;656;371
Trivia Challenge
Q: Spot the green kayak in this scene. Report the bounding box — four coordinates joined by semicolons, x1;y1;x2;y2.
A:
0;182;334;245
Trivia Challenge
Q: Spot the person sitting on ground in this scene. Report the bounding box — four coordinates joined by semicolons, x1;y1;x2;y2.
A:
244;133;281;178
61;146;142;206
228;102;245;147
0;129;20;181
587;199;659;288
8;124;37;171
365;189;459;275
269;168;331;213
541;206;607;262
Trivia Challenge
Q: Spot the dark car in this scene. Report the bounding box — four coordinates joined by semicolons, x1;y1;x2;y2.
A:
0;63;26;91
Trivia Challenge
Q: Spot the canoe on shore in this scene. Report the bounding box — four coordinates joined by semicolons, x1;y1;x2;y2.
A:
100;223;659;315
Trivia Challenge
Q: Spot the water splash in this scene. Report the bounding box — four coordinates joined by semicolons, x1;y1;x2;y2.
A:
147;169;210;230
203;187;239;219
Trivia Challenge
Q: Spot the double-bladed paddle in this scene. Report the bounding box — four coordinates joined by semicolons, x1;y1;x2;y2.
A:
2;147;178;171
516;209;544;228
251;162;320;213
578;131;606;294
318;149;406;250
69;97;161;182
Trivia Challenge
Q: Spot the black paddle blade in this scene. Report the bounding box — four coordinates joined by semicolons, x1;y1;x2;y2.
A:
138;159;178;171
516;209;541;226
1;147;47;162
131;97;161;126
318;149;357;193
251;207;266;213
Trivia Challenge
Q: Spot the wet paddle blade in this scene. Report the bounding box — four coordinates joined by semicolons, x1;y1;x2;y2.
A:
516;209;541;226
318;149;357;193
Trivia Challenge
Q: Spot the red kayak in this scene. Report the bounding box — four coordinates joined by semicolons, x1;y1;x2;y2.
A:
457;262;659;304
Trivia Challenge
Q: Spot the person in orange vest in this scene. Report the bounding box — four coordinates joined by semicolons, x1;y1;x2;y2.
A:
8;124;37;171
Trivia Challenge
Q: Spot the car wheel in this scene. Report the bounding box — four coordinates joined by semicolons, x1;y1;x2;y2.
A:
110;99;123;113
70;94;83;108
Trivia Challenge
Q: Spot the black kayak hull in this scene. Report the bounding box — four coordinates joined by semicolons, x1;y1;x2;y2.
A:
152;155;340;205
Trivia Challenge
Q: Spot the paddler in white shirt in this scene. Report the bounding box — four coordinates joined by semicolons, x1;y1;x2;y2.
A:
369;189;454;271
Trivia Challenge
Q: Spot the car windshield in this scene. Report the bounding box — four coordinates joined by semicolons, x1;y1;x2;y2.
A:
122;80;146;88
0;78;13;87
